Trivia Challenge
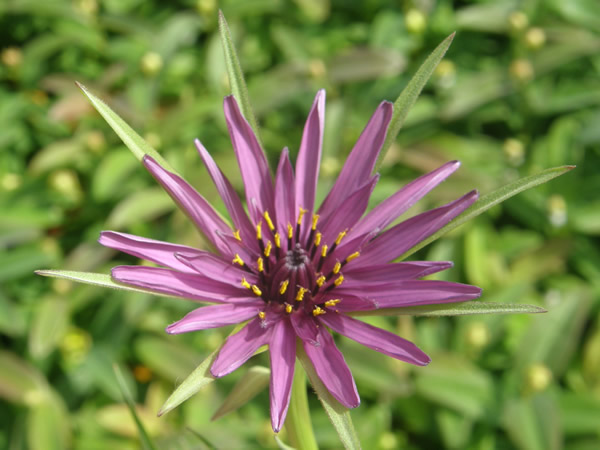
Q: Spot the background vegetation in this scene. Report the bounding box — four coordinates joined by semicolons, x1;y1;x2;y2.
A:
1;0;599;448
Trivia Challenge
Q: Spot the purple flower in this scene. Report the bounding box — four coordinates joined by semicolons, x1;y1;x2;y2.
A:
99;91;481;432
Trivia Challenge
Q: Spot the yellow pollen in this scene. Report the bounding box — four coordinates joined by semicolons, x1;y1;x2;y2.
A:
312;306;326;316
311;214;320;230
314;232;322;246
332;261;342;275
334;275;344;287
297;207;307;225
325;299;341;307
232;254;244;266
279;280;289;295
274;233;281;248
257;257;264;273
295;287;308;302
241;277;251;289
321;244;328;258
233;229;241;241
258;311;266;319
335;229;348;245
287;223;294;239
316;275;326;287
263;211;275;231
264;241;272;258
345;251;360;263
285;304;292;314
251;285;262;296
256;222;262;240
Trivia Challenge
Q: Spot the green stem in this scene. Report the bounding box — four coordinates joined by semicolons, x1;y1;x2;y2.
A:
285;361;318;450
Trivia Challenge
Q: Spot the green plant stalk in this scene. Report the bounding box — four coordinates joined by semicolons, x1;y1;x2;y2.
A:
285;361;318;450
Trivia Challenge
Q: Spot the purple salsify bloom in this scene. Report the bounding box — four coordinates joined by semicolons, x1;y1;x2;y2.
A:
99;90;481;432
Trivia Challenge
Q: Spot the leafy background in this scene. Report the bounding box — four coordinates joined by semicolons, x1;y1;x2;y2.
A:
1;0;599;448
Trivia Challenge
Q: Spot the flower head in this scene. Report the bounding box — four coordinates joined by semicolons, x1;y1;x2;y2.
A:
100;91;481;432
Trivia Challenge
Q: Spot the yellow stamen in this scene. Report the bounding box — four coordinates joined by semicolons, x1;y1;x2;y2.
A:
321;244;328;258
325;299;341;307
279;280;289;295
345;251;360;263
332;261;342;275
263;211;275;231
232;254;244;266
285;304;292;314
256;222;262;240
335;229;348;245
314;232;322;247
334;275;344;287
316;275;326;287
287;223;294;239
258;311;266;319
233;229;241;241
312;306;326;316
311;214;320;230
274;233;281;248
297;207;307;225
295;287;308;302
257;257;264;273
264;241;272;258
251;285;262;296
241;277;251;289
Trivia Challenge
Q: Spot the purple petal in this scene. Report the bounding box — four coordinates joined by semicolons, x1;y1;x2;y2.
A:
318;101;392;223
99;231;204;273
269;319;296;432
290;313;320;346
195;139;258;251
274;148;296;245
317;293;377;312
111;265;250;303
143;156;231;256
211;318;273;377
348;161;461;240
335;279;482;307
320;313;430;366
223;96;275;224
295;90;325;217
303;326;360;408
354;190;478;267
166;303;263;334
344;261;454;283
174;252;258;286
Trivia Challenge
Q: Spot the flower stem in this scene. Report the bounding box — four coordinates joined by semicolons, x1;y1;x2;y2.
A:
285;360;318;450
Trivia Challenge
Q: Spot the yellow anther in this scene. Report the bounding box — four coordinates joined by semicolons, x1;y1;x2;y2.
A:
314;232;322;247
251;285;262;296
257;257;264;273
279;280;289;295
233;229;241;241
258;311;266;319
241;277;251;289
274;233;281;248
287;223;294;239
264;240;272;258
256;222;262;240
263;211;275;231
232;254;245;266
297;207;307;225
312;306;326;316
295;287;308;302
332;261;342;275
321;245;328;258
345;251;360;263
316;275;326;287
285;304;293;314
335;229;348;245
325;299;341;307
334;275;344;287
311;214;320;230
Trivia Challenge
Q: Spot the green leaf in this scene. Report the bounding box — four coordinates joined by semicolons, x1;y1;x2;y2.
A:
28;297;69;359
218;11;262;145
0;350;47;405
76;82;176;173
27;390;72;450
400;165;575;259
211;366;270;421
296;344;361;450
105;187;174;229
377;32;455;167
350;301;546;318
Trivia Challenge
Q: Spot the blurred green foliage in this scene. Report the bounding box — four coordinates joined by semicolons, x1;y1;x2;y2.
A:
1;0;599;448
